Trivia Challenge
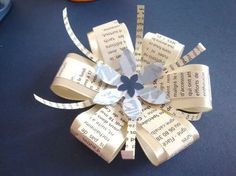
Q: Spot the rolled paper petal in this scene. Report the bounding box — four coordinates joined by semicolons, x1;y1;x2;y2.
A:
154;64;212;112
142;32;184;66
122;97;142;120
51;53;103;100
138;63;163;84
93;88;123;105
138;87;170;104
119;49;137;77
70;105;126;163
136;104;199;166
95;63;121;86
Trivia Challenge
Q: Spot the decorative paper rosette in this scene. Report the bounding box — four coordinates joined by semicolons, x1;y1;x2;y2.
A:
34;5;212;165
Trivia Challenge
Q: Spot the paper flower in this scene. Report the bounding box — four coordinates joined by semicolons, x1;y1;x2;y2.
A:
34;5;212;165
93;49;170;120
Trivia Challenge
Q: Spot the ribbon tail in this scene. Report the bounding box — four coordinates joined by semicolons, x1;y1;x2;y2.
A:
160;104;202;121
134;5;145;72
62;8;100;63
164;43;206;73
33;94;94;109
121;119;137;160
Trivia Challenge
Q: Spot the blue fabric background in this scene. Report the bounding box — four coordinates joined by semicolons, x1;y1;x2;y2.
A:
1;0;236;175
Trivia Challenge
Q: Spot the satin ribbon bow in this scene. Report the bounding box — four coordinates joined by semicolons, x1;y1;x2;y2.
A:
34;5;212;165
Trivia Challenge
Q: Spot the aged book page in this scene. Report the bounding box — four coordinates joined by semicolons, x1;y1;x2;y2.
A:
88;21;134;70
142;32;184;67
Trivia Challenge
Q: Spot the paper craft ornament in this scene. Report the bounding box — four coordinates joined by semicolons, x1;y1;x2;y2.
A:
94;49;170;120
34;5;212;165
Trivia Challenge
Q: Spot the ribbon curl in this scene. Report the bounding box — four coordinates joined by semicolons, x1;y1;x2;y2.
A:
34;5;212;165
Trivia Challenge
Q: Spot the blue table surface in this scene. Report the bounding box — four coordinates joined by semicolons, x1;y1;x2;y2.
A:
1;0;236;175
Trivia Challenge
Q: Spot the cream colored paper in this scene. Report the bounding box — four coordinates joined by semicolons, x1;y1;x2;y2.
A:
142;32;184;66
88;20;134;70
63;8;100;63
71;105;126;163
51;53;107;100
71;103;199;165
34;5;212;166
134;5;145;72
160;104;202;121
33;94;94;109
164;43;206;73
154;64;212;112
121;120;137;159
136;103;199;165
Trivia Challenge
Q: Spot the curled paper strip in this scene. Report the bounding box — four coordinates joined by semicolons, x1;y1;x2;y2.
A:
164;43;206;73
63;8;100;63
121;120;137;159
33;94;94;109
134;5;145;72
34;5;212;166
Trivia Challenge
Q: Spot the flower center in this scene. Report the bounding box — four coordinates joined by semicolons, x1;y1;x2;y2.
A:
117;74;144;97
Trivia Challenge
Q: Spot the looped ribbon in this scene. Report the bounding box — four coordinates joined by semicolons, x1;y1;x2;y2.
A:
34;5;212;166
0;0;11;21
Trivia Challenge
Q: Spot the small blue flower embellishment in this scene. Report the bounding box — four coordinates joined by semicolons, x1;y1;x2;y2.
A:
118;74;144;97
93;49;170;120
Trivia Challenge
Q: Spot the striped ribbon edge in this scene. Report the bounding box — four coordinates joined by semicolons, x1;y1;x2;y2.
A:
164;43;206;73
34;94;94;110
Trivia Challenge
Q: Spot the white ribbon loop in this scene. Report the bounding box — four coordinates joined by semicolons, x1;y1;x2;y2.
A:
51;53;106;100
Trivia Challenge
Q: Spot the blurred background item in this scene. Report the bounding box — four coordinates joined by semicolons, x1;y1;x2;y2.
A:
0;0;12;21
69;0;96;2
